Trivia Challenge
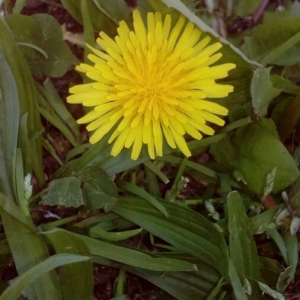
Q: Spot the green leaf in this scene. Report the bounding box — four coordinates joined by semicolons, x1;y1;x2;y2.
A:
37;79;80;147
249;206;281;234
0;254;90;300
112;196;229;278
48;228;197;272
44;230;93;300
242;17;300;66
234;119;299;195
0;18;44;187
257;281;284;300
44;167;118;211
42;177;84;207
260;257;284;287
117;180;169;217
227;191;261;299
280;231;298;291
54;136;149;178
251;68;283;117
61;0;131;36
79;166;118;211
5;14;78;78
0;52;19;200
0;193;61;300
277;93;300;142
129;258;222;300
228;259;248;300
18;114;32;175
233;0;262;16
89;225;143;242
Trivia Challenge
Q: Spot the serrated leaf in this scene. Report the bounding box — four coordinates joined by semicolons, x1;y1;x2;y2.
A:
42;177;84;207
79;166;118;211
227;191;261;299
251;68;283;117
5;14;78;78
234;119;299;195
43;167;118;211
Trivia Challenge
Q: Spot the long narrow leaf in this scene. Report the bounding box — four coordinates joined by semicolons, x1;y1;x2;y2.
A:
0;52;19;200
227;191;261;299
0;19;44;187
117;180;169;217
0;254;89;300
45;230;93;300
42;228;197;272
0;193;61;300
112;196;229;278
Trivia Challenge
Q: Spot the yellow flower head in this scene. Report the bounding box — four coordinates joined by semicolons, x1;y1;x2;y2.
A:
68;10;235;160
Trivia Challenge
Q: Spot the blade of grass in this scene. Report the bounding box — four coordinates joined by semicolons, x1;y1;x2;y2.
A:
158;155;217;179
112;196;229;278
18;114;32;175
53;136;149;178
44;229;93;300
143;160;169;184
42;137;64;166
37;79;80;146
117;180;169;217
0;19;44;187
0;193;62;300
15;149;30;217
227;191;261;299
144;163;162;198
228;259;248;300
0;52;19;200
0;254;90;300
265;227;288;264
165;157;188;200
81;0;96;60
42;228;197;272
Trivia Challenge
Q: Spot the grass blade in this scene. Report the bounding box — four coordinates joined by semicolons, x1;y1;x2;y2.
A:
227;191;261;299
112;196;229;278
0;254;89;300
44;229;93;300
0;19;44;187
0;52;19;200
44;228;197;272
117;180;169;217
0;193;61;300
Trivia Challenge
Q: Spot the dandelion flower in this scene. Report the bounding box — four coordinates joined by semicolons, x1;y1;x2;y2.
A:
68;10;236;160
